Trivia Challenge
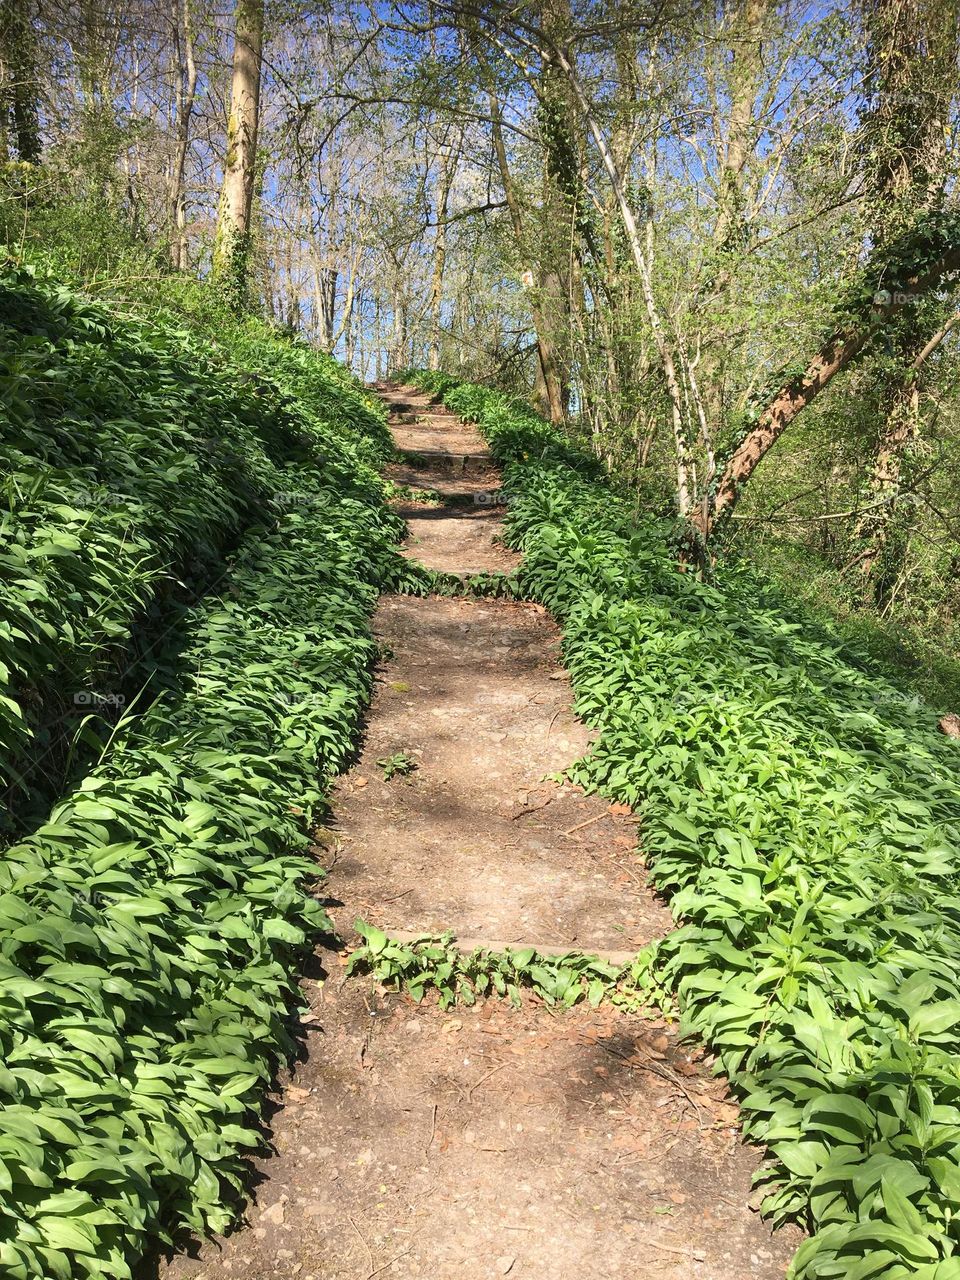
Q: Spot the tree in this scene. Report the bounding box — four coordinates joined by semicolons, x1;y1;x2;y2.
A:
1;0;41;163
212;0;263;305
848;0;960;604
168;0;197;270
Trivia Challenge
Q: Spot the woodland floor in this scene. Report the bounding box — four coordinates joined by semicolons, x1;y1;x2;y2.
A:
154;385;801;1280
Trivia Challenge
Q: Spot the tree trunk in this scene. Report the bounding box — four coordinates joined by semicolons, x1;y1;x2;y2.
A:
535;0;587;423
428;137;458;370
1;0;41;162
168;0;197;270
691;245;960;539
854;312;959;597
555;52;695;512
854;382;919;600
712;0;768;259
851;0;958;594
212;0;264;306
486;81;565;423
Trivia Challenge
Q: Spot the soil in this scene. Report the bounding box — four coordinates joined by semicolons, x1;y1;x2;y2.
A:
153;383;802;1280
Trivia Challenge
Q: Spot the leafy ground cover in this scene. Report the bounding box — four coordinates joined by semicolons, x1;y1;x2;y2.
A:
0;261;393;821
413;370;960;1280
0;273;405;1279
348;922;664;1011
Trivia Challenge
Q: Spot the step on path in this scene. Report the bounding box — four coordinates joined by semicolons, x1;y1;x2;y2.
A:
156;383;800;1280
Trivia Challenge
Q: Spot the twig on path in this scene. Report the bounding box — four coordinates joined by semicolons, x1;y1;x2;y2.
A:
638;1238;705;1260
365;1247;413;1280
595;848;644;886
467;1061;507;1102
595;1038;704;1124
348;1216;373;1277
426;1102;438;1154
545;708;565;741
563;811;609;837
381;887;414;903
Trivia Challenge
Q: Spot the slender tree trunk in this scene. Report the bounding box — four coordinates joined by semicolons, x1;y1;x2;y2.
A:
556;55;694;513
0;0;41;162
851;0;958;593
331;245;360;352
374;294;384;381
168;0;197;270
344;288;357;369
311;192;337;349
854;383;919;595
312;258;336;349
535;0;586;423
854;312;959;597
690;246;960;538
486;83;565;423
712;0;768;259
428;138;457;370
696;0;770;432
212;0;264;306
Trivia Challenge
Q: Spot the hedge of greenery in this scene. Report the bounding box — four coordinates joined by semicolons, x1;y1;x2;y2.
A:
0;276;404;1279
413;370;960;1280
0;262;391;809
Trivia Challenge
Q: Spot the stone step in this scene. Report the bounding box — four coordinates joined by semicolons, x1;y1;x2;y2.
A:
389;411;461;425
398;449;494;476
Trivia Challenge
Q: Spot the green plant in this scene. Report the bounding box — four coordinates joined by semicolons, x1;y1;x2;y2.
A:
386;481;444;505
348;922;669;1012
0;269;404;1280
0;259;400;827
394;560;522;599
376;751;418;780
413;369;960;1280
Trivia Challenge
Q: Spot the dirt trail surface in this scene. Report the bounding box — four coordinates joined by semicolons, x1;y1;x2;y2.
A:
155;383;800;1280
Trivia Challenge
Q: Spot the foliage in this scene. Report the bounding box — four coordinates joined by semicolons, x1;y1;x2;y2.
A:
0;273;403;1279
395;560;523;599
0;258;397;821
347;922;666;1012
415;370;960;1280
376;751;418;780
749;539;960;713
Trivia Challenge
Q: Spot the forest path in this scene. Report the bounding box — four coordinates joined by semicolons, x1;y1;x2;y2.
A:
156;384;799;1280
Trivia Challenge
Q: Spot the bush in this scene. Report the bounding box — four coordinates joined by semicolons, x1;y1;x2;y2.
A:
0;260;393;819
0;273;403;1279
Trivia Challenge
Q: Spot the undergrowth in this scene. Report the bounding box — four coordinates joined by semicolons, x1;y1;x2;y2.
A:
749;539;960;713
0;268;404;1279
348;922;669;1012
0;258;395;827
413;369;960;1280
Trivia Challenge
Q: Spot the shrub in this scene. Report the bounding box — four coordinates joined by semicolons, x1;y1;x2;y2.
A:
0;273;403;1279
0;261;393;819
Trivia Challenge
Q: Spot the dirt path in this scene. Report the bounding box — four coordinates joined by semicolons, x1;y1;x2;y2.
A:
156;384;799;1280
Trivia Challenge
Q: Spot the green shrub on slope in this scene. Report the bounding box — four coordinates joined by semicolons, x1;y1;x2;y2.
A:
0;285;401;1279
0;262;392;809
415;370;960;1280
